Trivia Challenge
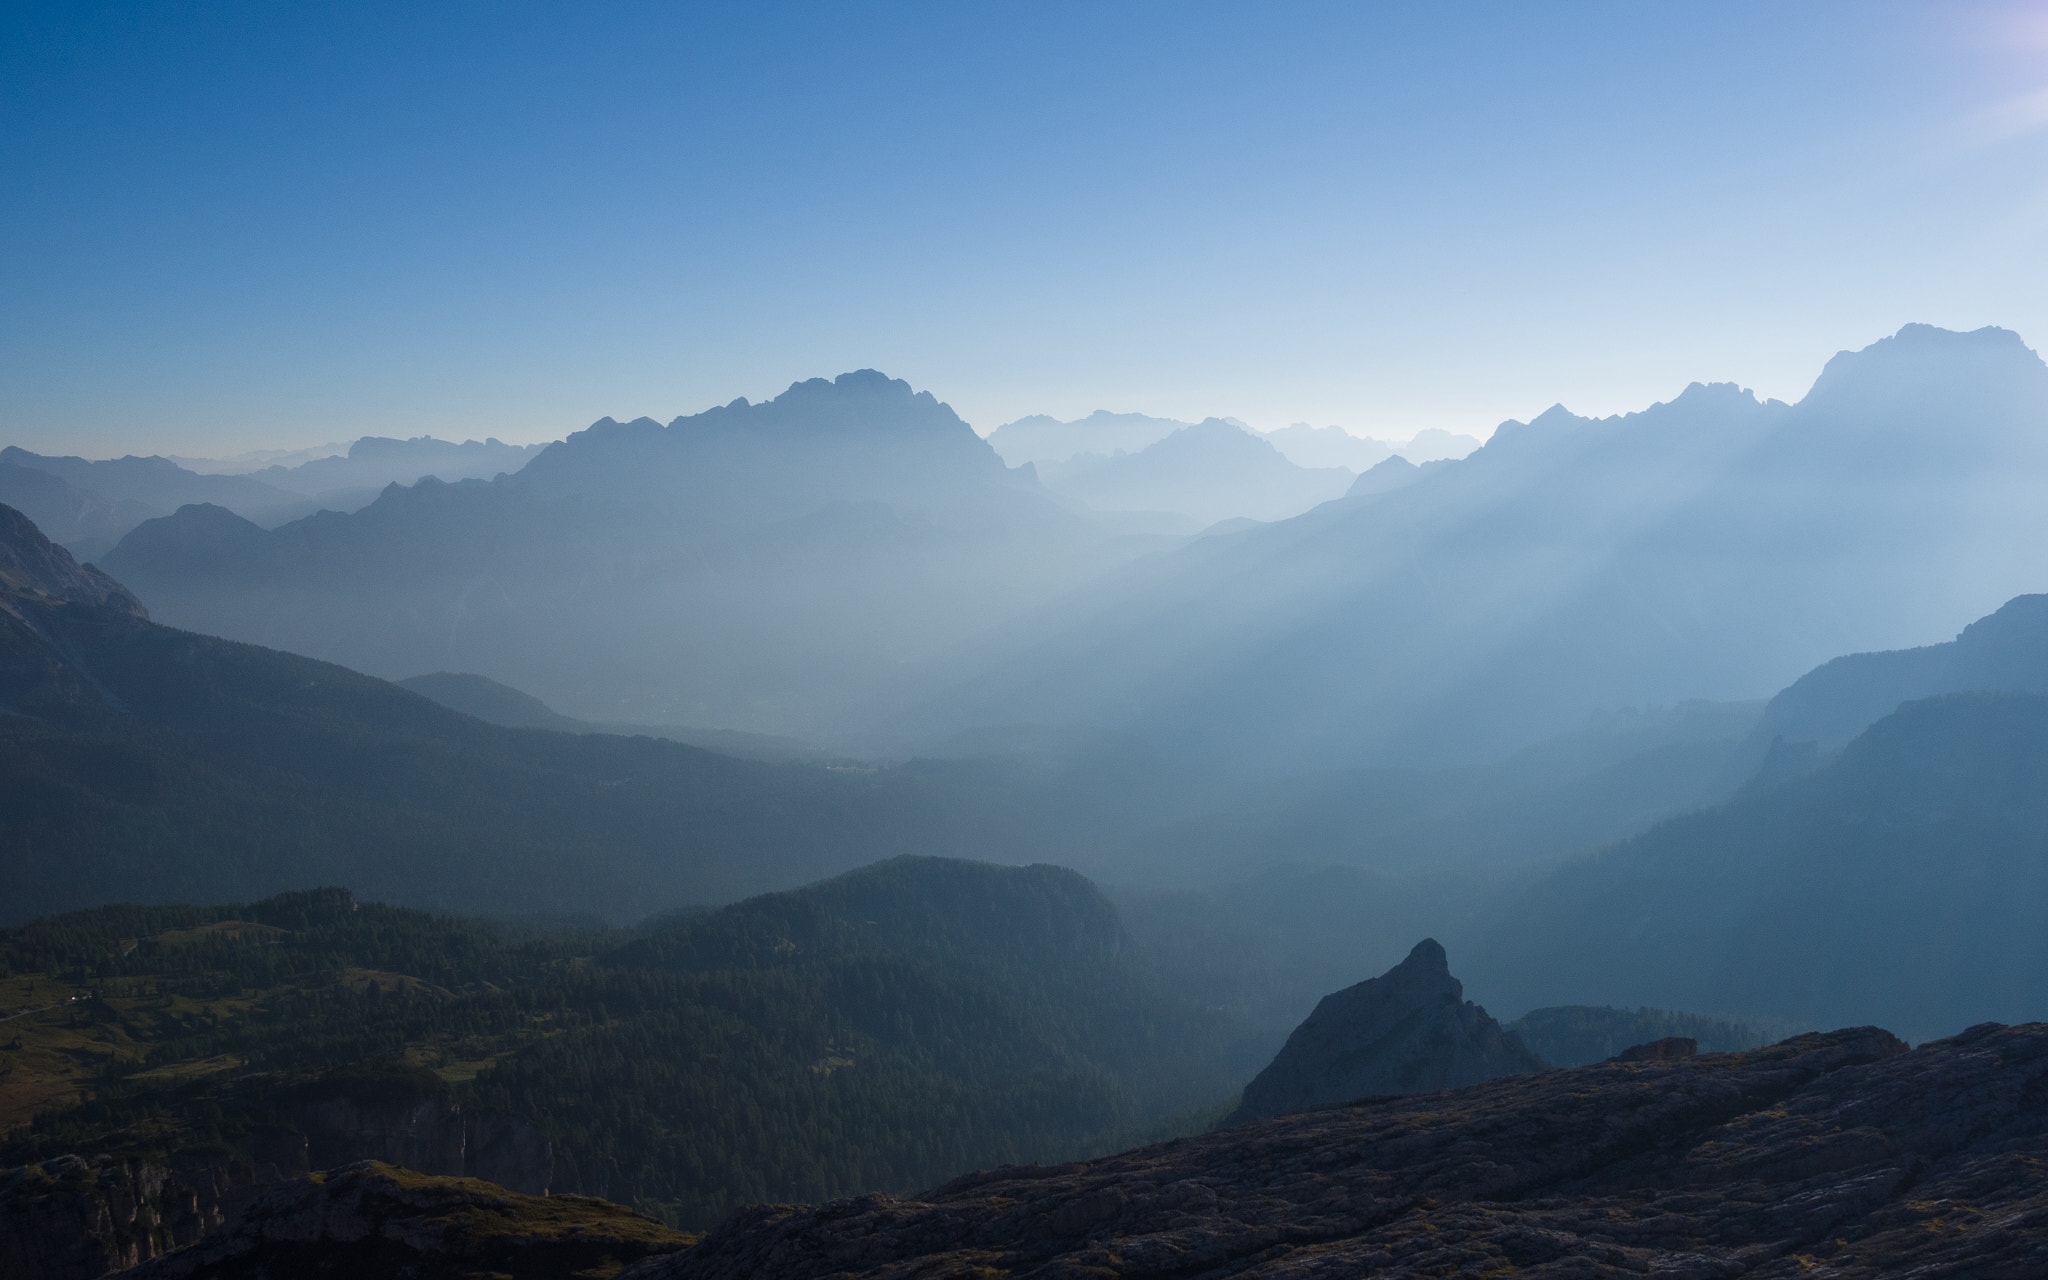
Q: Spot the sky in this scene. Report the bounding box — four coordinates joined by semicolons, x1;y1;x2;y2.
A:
3;1;2046;457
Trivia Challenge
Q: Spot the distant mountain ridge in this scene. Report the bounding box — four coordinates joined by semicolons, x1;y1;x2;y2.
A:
1471;687;2048;1040
1038;417;1354;524
246;435;547;495
1740;592;2048;759
0;463;162;564
396;671;832;762
985;411;1200;465
889;324;2048;772
0;500;1077;924
99;371;1160;738
0;436;543;566
0;447;304;519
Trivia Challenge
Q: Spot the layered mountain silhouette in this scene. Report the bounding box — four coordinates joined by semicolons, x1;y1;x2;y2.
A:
244;434;546;497
100;372;1156;738
1258;422;1393;471
0;463;162;564
396;670;830;761
0;500;1054;923
984;410;1196;465
890;325;2048;772
1038;418;1355;525
0;435;530;563
1738;591;2048;760
0;503;147;623
1471;683;2048;1040
0;449;313;560
0;447;304;523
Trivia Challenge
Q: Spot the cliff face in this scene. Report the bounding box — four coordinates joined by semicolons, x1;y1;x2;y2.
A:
2;1087;556;1278
634;1023;2048;1280
0;1154;241;1280
1226;938;1542;1123
260;1093;556;1196
0;502;147;619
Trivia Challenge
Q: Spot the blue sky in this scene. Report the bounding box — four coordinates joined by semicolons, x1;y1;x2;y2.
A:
3;1;2043;456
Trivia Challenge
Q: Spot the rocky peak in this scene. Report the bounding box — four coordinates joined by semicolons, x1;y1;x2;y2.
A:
0;502;146;618
1225;938;1542;1123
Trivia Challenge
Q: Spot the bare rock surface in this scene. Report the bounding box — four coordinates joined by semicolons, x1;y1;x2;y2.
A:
1227;938;1543;1124
633;1023;2048;1279
1614;1036;1698;1063
0;502;146;617
0;1154;233;1280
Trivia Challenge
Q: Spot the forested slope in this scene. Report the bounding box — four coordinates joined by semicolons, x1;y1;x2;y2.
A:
0;859;1261;1231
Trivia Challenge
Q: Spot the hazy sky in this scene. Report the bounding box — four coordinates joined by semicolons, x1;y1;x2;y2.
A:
4;1;2044;456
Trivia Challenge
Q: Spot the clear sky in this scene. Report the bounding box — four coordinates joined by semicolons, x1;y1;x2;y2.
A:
3;1;2043;456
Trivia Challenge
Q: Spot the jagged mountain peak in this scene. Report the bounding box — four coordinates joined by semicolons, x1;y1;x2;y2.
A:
0;502;146;617
1800;322;2047;419
1226;937;1541;1123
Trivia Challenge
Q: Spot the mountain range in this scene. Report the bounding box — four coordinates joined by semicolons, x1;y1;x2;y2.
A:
0;500;1031;923
94;372;1172;736
0;436;552;563
1035;417;1355;525
890;324;2048;773
987;410;1479;472
12;322;2048;1051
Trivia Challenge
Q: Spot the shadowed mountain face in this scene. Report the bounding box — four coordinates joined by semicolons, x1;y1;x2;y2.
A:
0;505;146;621
639;1024;2048;1280
0;501;1070;924
101;372;1162;738
1739;591;2048;760
1470;689;2048;1040
0;465;163;565
889;325;2048;772
1225;939;1541;1123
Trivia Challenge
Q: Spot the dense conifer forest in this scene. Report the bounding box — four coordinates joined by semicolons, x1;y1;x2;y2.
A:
0;860;1262;1230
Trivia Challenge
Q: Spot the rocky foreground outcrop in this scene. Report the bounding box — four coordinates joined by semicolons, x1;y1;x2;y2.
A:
118;1160;694;1279
0;1155;235;1280
1227;938;1543;1124
632;1023;2048;1279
